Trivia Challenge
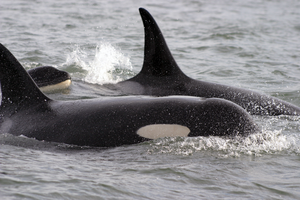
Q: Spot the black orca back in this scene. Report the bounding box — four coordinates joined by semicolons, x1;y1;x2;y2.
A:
0;44;50;111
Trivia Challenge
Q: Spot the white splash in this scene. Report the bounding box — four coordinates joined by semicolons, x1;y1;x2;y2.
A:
64;43;132;84
147;130;300;157
64;45;89;69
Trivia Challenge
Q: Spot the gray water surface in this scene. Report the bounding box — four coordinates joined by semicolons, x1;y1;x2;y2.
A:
1;0;300;199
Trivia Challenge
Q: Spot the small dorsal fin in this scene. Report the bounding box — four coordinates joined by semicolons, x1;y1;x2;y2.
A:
0;43;50;110
132;8;188;81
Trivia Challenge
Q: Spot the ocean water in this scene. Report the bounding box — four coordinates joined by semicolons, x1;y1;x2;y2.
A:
1;0;300;199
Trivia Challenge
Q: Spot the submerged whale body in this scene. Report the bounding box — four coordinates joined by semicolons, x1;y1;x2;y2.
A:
0;43;258;147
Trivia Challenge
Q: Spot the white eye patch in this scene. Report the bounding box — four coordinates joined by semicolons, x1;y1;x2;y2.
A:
137;124;190;139
40;79;71;93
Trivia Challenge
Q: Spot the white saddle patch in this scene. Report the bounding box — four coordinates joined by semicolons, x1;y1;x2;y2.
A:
137;124;190;139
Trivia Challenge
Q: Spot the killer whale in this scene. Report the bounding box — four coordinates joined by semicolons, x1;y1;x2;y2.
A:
115;8;300;116
27;66;71;92
0;43;257;147
27;8;300;115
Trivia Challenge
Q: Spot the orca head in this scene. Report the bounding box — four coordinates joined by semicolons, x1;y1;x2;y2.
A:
129;8;190;86
28;66;71;87
28;66;71;92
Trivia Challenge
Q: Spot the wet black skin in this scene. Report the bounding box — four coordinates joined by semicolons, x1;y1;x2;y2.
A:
115;8;300;116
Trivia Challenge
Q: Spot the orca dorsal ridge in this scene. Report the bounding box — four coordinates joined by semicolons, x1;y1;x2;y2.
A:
0;43;50;111
134;8;188;81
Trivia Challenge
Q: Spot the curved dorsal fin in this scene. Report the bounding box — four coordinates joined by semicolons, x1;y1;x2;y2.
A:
133;8;188;81
0;43;50;110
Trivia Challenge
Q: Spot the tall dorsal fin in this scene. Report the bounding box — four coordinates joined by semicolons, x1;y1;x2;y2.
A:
0;43;50;111
133;8;188;80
